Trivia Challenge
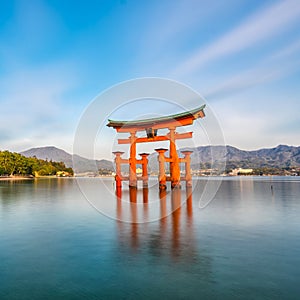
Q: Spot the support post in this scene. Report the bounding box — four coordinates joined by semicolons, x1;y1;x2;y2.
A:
113;151;124;189
129;131;137;188
129;186;137;203
155;148;168;190
139;153;149;187
186;186;193;219
169;127;181;188
181;150;193;187
171;188;181;254
143;187;149;203
159;188;167;220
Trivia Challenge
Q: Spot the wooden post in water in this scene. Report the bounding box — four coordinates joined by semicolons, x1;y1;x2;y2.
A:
171;188;181;255
186;186;193;218
129;131;137;188
129;186;137;203
169;127;181;188
113;151;124;189
155;148;168;190
143;187;149;204
181;150;193;187
139;153;149;187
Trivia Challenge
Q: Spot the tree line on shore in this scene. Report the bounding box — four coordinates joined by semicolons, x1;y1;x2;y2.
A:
0;150;73;177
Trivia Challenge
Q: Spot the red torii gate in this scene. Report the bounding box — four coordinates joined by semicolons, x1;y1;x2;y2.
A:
107;105;206;189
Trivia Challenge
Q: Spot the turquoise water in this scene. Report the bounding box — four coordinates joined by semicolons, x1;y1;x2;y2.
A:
0;177;300;299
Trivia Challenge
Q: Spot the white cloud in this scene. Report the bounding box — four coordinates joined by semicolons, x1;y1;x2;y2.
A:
0;61;80;153
142;0;221;49
269;38;300;61
209;91;300;150
135;0;233;72
172;0;300;76
203;58;300;100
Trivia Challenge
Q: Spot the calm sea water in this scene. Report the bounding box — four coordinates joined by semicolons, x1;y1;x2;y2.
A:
0;177;300;299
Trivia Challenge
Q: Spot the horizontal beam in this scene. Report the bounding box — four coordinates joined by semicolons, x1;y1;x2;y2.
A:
107;104;206;132
115;118;195;132
118;132;193;144
120;159;129;164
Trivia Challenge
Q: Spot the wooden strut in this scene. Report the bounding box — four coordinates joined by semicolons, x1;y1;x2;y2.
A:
118;132;193;144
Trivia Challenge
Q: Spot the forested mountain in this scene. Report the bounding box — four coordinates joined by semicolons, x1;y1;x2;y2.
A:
147;144;300;171
21;146;113;174
193;144;300;169
20;144;300;174
0;150;73;177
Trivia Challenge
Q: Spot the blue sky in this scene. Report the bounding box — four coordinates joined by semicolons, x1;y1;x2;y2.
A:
1;0;300;158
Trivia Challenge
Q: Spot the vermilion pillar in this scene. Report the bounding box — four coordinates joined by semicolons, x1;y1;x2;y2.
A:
139;153;149;187
159;188;167;221
171;188;181;255
181;150;193;187
129;131;137;188
155;148;168;190
113;151;124;188
129;186;137;203
186;186;193;219
143;187;149;203
169;127;181;188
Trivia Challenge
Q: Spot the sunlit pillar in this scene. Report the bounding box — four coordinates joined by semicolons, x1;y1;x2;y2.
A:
181;150;193;187
129;186;137;203
171;188;181;256
169;127;180;188
186;186;193;219
113;151;124;189
143;187;149;204
155;148;168;190
139;153;149;187
129;131;137;188
143;187;149;222
159;189;167;233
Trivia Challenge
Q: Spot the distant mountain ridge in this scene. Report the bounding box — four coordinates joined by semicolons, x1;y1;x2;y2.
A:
20;144;300;173
190;144;300;169
21;146;72;165
20;146;113;174
148;144;300;171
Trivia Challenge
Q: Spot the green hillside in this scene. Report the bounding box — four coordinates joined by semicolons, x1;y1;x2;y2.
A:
0;150;73;177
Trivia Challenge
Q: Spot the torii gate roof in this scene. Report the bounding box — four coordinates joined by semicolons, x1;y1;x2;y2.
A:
107;104;206;132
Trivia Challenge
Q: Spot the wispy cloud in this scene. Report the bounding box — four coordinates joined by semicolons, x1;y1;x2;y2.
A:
204;52;300;100
214;94;300;150
142;0;222;50
269;38;300;61
0;61;79;152
135;0;233;73
172;0;300;77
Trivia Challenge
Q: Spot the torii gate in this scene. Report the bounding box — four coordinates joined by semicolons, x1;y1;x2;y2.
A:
107;105;205;189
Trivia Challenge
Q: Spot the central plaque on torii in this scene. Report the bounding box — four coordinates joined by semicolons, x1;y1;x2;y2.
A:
107;104;206;190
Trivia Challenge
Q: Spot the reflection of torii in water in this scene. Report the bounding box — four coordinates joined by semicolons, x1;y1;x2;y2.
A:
107;105;206;189
115;187;201;262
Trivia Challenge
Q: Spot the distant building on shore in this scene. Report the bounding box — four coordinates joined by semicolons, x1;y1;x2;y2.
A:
229;168;253;176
